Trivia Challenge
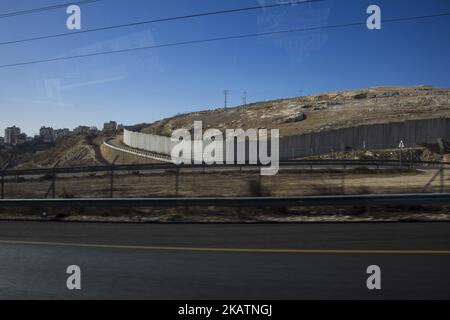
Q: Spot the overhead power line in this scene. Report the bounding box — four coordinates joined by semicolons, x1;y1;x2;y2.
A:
0;0;327;47
0;0;102;19
0;12;449;69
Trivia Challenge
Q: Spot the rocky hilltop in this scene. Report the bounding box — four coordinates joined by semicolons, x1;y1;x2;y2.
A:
140;86;450;137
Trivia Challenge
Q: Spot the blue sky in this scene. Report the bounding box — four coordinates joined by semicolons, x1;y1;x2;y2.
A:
0;0;449;135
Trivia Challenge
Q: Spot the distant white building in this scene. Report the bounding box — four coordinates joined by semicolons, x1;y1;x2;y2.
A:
4;126;21;146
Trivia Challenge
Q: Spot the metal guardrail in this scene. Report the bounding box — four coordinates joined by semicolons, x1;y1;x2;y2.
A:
2;159;447;178
1;193;450;208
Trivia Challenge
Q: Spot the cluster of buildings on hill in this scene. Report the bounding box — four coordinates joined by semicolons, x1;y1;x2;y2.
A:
0;121;120;147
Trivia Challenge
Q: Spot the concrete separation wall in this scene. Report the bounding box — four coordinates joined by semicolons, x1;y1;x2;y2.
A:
123;129;217;163
101;140;168;165
122;118;450;161
124;130;172;155
280;118;450;159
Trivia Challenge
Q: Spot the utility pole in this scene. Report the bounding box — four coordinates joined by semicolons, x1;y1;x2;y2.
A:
242;91;247;106
224;90;230;109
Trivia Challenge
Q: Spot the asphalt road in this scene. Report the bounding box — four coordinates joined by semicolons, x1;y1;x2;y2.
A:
0;221;449;300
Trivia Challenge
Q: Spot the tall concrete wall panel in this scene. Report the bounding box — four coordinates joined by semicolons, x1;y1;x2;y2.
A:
124;130;172;155
124;118;450;161
280;118;450;159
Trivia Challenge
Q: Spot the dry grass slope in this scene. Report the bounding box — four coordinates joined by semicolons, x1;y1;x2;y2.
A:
141;86;450;137
14;135;108;169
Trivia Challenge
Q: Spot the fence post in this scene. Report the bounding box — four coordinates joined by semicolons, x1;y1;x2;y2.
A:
1;173;4;199
341;164;346;194
1;158;11;200
110;156;119;198
438;138;445;193
110;165;115;198
175;167;180;197
52;160;61;199
52;168;56;199
410;150;414;169
399;151;403;168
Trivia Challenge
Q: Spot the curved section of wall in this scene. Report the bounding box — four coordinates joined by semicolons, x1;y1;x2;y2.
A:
123;118;450;161
123;129;251;163
102;139;172;164
100;143;152;165
124;129;172;155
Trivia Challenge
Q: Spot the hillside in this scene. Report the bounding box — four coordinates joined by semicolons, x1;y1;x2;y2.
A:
4;86;450;170
140;86;450;137
0;142;53;169
11;135;108;169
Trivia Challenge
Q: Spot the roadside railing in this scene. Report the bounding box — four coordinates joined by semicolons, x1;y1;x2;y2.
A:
1;193;450;208
2;159;448;178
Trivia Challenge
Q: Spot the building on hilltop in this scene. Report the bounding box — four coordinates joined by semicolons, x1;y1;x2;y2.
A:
73;126;90;135
103;121;118;133
4;126;21;146
39;127;55;143
17;133;27;145
54;128;72;140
